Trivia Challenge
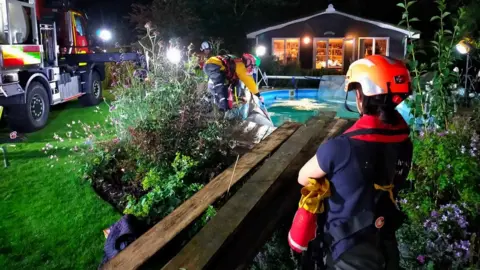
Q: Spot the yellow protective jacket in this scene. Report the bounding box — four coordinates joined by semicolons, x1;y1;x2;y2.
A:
204;56;259;95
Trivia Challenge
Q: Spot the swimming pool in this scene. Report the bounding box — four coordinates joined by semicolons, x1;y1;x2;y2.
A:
262;89;359;126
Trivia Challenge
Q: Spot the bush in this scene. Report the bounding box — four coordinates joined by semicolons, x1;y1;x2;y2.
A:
46;24;250;228
397;202;478;269
396;116;480;269
402;127;480;223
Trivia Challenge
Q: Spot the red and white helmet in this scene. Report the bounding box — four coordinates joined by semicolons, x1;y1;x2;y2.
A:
345;55;412;104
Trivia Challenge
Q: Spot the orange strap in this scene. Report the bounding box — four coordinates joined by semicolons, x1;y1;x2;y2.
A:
374;183;396;206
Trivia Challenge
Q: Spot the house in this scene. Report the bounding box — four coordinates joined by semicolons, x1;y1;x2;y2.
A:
246;4;420;73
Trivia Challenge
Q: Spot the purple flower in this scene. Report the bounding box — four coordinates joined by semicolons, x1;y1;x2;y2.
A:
455;251;463;258
417;255;425;264
442;215;448;221
457;217;468;229
460;240;470;251
424;219;431;228
431;210;438;217
437;131;446;136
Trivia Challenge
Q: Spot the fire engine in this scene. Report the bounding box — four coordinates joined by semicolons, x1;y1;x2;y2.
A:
0;0;138;132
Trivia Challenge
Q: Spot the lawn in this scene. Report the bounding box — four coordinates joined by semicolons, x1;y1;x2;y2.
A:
0;99;120;269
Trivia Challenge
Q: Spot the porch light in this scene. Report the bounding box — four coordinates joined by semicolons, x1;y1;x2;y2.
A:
455;40;471;55
255;45;266;57
166;47;181;64
303;36;311;44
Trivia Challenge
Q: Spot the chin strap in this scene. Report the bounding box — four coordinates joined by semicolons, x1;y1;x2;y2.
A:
344;82;401;116
344;90;361;115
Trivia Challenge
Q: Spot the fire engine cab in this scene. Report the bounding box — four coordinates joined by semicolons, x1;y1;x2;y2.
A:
0;0;138;132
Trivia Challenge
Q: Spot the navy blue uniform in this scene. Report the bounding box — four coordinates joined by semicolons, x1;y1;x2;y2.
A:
316;113;412;269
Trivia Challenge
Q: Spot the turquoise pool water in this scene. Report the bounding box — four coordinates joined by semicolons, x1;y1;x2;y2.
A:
262;89;359;126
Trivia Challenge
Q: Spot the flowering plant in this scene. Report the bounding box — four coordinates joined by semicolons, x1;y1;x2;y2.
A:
397;203;475;269
402;127;480;223
397;116;480;269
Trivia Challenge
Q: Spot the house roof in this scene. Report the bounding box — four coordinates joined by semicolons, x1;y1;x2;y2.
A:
246;4;420;39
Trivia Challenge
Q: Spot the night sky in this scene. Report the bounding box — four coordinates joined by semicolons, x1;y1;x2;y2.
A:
64;0;453;46
74;0;151;44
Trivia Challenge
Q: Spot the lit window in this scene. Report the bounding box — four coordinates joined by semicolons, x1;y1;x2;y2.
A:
315;40;327;69
359;38;388;57
272;38;299;64
273;39;285;62
315;38;344;69
328;39;343;68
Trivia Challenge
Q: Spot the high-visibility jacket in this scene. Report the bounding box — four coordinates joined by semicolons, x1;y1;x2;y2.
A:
204;55;259;95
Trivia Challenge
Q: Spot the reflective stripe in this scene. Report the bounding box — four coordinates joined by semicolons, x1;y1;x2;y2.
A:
288;231;308;251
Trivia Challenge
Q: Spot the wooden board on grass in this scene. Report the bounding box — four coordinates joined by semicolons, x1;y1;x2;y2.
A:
102;121;301;270
162;113;351;270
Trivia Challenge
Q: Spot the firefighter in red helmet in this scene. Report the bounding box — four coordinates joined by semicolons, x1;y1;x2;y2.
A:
294;55;413;269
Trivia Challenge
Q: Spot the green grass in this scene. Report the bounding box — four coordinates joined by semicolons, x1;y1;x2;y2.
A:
0;99;120;269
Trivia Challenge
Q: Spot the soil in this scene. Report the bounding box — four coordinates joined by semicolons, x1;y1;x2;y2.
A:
91;169;147;213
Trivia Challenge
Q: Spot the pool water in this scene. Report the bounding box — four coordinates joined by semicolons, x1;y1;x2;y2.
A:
262;89;359;126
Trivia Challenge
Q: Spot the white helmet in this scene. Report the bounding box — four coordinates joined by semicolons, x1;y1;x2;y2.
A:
200;41;212;52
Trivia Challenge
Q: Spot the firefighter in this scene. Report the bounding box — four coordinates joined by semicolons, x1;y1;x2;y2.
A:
203;53;262;113
296;55;413;269
198;41;212;69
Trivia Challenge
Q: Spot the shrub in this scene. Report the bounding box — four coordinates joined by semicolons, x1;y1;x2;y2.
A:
123;153;204;223
397;203;476;269
396;116;480;269
46;24;249;229
401;127;480;223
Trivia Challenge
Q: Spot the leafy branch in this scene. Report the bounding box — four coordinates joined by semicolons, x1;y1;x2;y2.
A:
398;0;466;131
398;0;427;133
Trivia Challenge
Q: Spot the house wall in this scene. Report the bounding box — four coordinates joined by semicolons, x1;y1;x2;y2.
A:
255;13;407;71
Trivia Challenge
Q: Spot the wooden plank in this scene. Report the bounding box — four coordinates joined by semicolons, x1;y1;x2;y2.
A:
219;119;352;270
102;122;301;270
162;113;343;270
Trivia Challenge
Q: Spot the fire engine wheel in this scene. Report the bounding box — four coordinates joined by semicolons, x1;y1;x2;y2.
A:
79;71;103;106
7;82;50;133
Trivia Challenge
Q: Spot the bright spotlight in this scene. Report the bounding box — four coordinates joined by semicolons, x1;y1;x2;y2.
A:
166;48;181;64
97;29;112;41
255;45;266;57
303;36;311;44
456;40;471;55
